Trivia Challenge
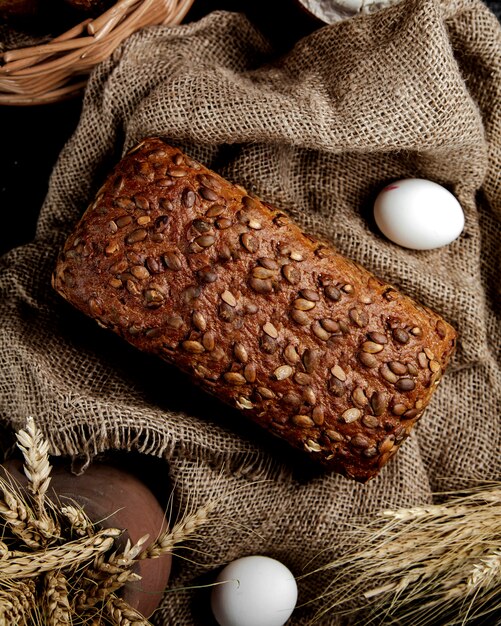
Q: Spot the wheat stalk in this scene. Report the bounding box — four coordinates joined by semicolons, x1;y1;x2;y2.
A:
309;484;501;625
467;549;501;592
16;417;59;543
0;579;36;625
16;418;51;510
60;504;94;538
114;535;150;566
75;565;140;611
0;528;121;580
140;500;218;560
74;534;148;611
76;496;219;612
44;570;72;625
104;595;151;626
77;497;219;611
0;419;221;625
0;477;43;549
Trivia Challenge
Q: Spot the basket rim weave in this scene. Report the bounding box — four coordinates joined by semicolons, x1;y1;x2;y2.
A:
0;0;194;105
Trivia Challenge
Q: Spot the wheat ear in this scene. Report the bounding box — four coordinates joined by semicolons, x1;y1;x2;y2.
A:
16;417;58;542
140;500;217;560
0;580;36;624
310;484;501;626
16;417;51;510
467;549;501;592
44;570;72;625
60;504;94;537
104;594;151;626
74;535;148;611
0;477;41;549
0;528;120;580
75;566;140;611
1;420;227;623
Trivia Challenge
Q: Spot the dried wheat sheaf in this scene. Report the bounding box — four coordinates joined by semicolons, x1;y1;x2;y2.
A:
307;482;501;625
0;417;217;625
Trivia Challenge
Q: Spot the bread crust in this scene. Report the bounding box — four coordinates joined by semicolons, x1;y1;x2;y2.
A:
52;137;457;481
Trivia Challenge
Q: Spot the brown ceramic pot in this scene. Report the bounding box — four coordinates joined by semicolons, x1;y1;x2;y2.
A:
2;459;172;618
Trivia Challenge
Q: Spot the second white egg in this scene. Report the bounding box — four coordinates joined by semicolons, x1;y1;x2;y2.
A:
211;555;298;626
373;178;464;250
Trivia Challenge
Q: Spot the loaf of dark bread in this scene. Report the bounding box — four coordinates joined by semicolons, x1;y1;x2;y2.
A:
52;137;457;481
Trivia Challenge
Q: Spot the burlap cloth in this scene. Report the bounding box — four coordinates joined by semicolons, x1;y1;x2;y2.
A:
1;0;500;622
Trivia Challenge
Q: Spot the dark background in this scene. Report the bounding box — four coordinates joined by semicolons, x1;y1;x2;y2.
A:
0;0;500;256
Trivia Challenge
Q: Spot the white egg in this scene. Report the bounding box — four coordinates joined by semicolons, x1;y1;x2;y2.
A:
211;555;298;626
373;178;464;250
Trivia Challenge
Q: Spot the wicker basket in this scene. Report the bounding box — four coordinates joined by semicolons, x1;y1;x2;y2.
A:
0;0;194;105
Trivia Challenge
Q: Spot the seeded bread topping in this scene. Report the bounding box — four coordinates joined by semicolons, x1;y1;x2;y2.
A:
52;137;457;482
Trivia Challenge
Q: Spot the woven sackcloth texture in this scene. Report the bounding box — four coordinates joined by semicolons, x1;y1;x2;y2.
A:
1;0;500;622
